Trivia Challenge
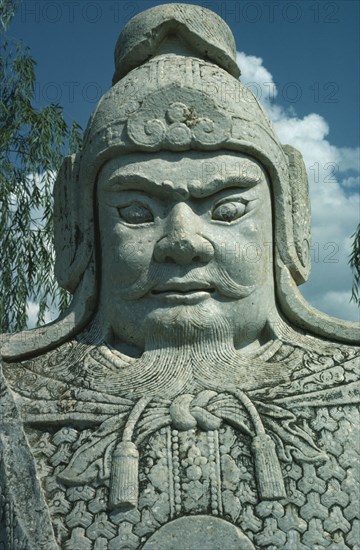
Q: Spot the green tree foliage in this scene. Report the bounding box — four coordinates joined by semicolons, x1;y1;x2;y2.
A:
349;223;360;305
0;0;82;332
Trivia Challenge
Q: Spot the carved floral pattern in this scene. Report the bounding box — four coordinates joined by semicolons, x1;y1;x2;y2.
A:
126;90;232;150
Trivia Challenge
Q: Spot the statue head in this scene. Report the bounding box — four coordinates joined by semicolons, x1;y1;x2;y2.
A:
96;150;274;353
3;3;357;361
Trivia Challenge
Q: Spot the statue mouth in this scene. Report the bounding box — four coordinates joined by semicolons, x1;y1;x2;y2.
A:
151;281;215;303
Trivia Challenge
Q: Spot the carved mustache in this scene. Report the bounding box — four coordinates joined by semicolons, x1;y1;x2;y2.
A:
114;264;255;300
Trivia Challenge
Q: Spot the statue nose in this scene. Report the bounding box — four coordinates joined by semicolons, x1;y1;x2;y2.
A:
153;204;214;265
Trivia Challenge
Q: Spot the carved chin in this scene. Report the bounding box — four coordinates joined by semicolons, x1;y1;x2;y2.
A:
143;302;233;349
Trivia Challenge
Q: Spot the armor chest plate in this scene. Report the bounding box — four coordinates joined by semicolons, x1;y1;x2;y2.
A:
24;404;359;549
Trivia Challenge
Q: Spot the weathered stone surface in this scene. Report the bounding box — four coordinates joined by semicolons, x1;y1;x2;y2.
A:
0;3;359;549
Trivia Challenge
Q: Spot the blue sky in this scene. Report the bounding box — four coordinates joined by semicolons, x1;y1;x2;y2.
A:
8;0;360;323
10;0;359;147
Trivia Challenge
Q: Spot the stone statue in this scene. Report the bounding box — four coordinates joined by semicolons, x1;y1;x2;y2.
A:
1;4;359;549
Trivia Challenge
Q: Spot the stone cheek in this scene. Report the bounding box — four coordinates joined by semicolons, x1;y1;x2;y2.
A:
18;404;360;549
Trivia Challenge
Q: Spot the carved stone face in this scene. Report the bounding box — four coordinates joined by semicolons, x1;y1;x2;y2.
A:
97;151;275;353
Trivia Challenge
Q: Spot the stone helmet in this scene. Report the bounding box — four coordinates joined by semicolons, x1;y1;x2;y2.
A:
55;3;311;294
3;3;357;361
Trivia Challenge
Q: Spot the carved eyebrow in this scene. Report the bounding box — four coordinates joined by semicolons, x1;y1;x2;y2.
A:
103;173;182;199
190;174;261;198
104;174;157;190
103;171;262;198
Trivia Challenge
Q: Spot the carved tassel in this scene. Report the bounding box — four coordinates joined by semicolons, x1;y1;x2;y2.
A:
108;397;152;511
252;433;286;500
228;388;287;501
109;441;139;511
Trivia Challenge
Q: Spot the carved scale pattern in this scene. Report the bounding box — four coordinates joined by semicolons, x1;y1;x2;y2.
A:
24;403;360;549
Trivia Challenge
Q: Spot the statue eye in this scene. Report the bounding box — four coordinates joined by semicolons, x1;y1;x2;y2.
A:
212;201;246;223
118;203;154;224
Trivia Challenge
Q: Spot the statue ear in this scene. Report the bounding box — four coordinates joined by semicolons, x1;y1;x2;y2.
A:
282;144;311;284
54;153;92;293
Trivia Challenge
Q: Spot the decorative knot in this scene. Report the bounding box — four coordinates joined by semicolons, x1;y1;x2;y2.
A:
169;390;222;431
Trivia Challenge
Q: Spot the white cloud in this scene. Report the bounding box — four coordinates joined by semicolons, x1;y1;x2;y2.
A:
309;291;360;323
337;147;360;172
26;301;40;329
26;300;56;329
237;52;278;103
237;51;360;322
24;171;58;329
341;175;360;189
